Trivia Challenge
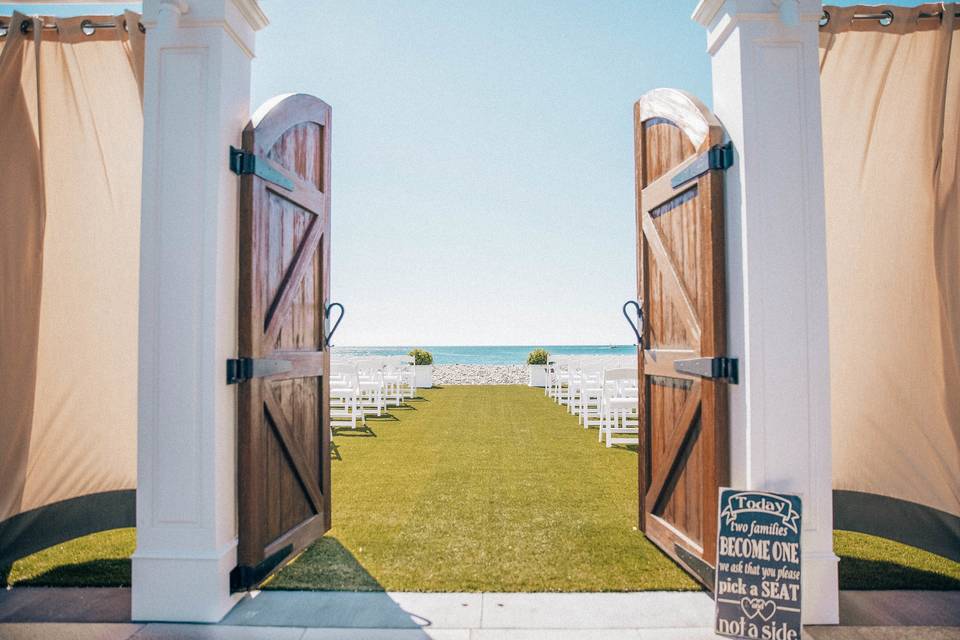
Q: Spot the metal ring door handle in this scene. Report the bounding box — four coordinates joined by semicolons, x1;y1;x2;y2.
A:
324;302;344;348
622;300;644;349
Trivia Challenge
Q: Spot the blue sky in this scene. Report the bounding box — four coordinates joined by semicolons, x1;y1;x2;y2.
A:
4;1;919;345
252;1;710;346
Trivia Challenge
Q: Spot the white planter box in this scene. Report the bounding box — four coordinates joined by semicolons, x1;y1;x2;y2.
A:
414;365;433;388
527;365;547;387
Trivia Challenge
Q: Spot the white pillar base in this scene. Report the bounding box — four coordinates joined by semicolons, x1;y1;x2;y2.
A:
131;540;242;623
802;551;840;625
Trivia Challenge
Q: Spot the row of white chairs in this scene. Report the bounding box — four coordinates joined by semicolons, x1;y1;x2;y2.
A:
541;358;640;448
328;356;417;432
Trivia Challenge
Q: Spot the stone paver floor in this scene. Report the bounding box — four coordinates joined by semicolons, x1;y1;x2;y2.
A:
0;589;958;639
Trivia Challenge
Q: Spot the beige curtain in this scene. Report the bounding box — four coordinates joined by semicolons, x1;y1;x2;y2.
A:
820;4;959;560
0;12;143;565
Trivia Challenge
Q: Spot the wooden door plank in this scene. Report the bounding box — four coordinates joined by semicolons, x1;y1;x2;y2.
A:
237;165;267;569
262;350;325;381
647;513;705;557
259;157;328;215
645;380;702;513
646;514;711;587
696;168;729;564
643;349;698;381
634;102;650;533
641;213;702;344
641;160;699;214
264;513;328;560
263;219;323;346
263;387;325;515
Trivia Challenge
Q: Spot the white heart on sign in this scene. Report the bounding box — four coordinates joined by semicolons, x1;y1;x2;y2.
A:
740;597;777;622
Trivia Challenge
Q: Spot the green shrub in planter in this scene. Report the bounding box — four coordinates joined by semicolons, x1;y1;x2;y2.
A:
527;348;549;365
409;348;433;366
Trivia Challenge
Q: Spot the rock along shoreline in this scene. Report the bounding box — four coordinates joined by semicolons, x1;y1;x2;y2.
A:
431;356;630;385
433;364;527;385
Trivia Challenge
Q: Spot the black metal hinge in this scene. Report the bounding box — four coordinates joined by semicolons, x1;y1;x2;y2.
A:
228;146;294;191
674;356;739;384
226;357;293;385
670;141;734;189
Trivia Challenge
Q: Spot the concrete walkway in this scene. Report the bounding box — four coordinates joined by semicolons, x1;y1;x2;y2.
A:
1;589;958;639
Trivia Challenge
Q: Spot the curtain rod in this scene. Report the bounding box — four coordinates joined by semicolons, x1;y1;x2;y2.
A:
0;17;144;37
821;8;960;27
3;9;957;36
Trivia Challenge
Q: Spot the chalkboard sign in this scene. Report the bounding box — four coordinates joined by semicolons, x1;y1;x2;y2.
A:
715;488;802;640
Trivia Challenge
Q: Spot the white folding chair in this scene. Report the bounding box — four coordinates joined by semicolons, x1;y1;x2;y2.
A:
379;358;405;408
542;361;555;396
578;361;605;429
600;367;640;447
329;362;365;432
564;359;583;414
395;355;417;399
355;359;386;417
546;358;563;399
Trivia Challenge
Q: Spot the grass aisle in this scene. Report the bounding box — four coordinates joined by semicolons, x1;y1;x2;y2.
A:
266;385;699;591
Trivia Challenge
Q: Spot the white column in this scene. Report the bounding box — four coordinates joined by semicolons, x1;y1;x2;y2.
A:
132;0;267;623
692;0;839;625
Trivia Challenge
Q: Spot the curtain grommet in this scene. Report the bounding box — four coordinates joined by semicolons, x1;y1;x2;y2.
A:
819;10;830;28
20;19;31;35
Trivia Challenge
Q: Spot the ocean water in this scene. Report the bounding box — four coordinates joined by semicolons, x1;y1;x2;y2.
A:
332;345;635;365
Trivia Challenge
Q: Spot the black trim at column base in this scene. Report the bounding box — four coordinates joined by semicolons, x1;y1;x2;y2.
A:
833;490;960;562
675;544;715;589
230;545;292;592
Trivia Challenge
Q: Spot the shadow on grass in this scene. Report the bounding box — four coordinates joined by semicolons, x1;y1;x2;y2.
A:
5;558;131;588
387;403;418;412
838;555;960;590
368;413;400;422
265;536;383;591
334;425;378;438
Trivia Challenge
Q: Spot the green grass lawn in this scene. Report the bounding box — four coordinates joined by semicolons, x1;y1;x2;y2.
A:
2;385;958;592
267;385;697;591
835;530;960;590
2;527;134;587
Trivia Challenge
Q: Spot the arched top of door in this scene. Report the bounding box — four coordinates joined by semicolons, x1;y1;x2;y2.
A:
634;88;723;155
245;92;331;157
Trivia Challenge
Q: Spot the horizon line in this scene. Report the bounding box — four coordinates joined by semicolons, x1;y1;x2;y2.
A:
332;344;635;348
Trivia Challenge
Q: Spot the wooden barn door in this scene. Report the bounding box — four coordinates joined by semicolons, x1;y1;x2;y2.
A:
232;94;332;589
633;89;733;587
